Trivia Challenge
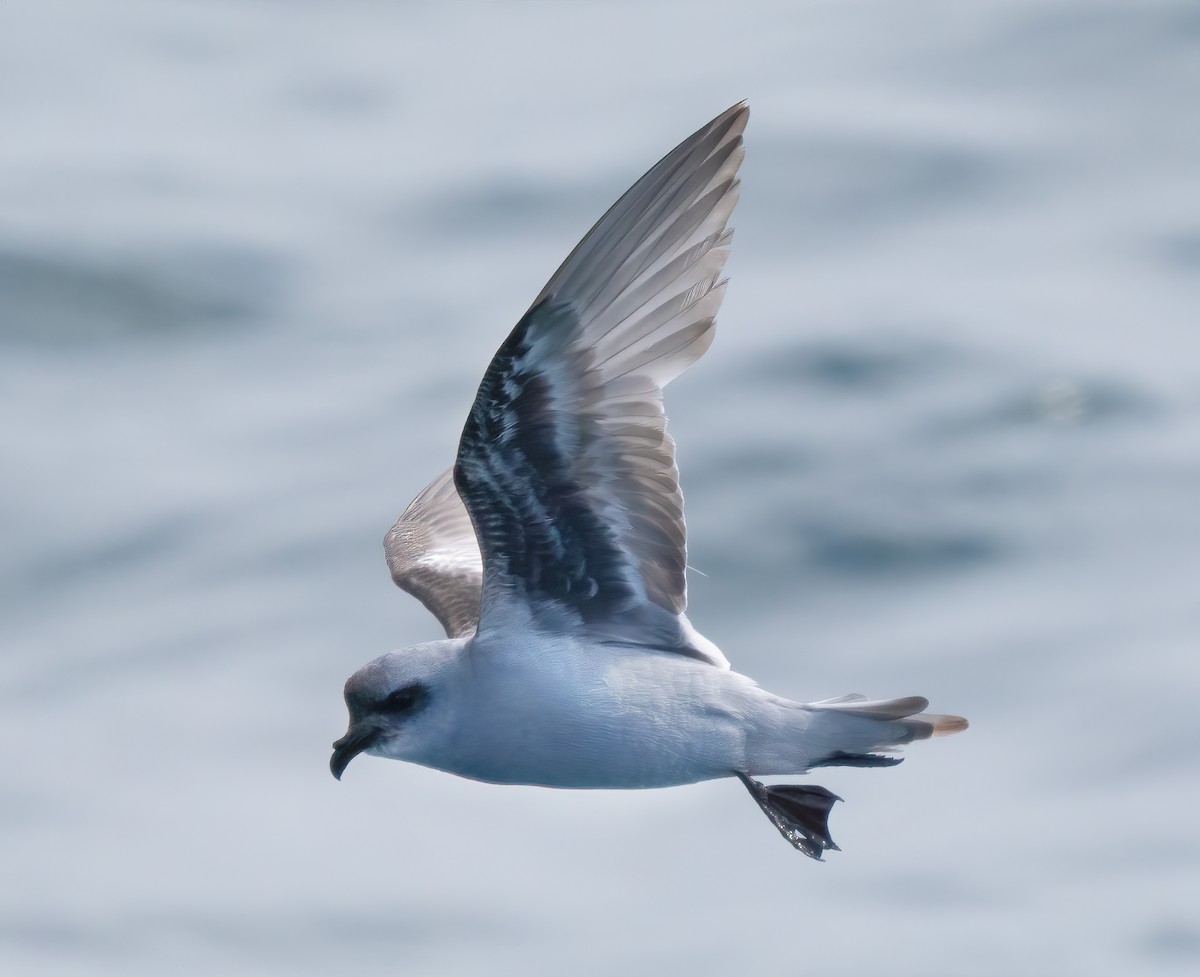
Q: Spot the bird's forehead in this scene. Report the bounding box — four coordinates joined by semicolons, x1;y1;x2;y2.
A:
342;660;393;709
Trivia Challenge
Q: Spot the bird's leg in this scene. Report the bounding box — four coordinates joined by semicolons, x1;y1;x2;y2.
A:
737;773;842;860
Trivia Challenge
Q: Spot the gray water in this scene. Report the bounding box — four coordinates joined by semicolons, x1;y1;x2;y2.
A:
3;1;1199;975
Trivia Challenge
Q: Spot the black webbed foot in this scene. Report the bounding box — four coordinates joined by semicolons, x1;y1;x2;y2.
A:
738;773;842;860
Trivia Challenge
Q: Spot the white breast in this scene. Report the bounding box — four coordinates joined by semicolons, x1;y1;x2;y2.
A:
434;636;752;789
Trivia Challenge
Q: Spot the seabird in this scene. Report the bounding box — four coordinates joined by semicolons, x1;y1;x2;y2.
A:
331;103;967;858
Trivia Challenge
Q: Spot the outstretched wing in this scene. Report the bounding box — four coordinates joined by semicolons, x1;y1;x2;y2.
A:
384;467;482;638
453;103;747;666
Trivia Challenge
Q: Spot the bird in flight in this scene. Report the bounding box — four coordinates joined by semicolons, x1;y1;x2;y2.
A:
331;103;967;859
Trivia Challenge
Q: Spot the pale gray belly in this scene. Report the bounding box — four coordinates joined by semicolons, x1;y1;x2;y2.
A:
430;651;750;788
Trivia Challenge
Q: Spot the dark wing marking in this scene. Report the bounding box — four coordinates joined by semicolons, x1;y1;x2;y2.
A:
384;467;482;638
453;103;747;665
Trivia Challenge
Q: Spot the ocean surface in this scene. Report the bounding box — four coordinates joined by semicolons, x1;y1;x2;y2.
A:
3;2;1198;975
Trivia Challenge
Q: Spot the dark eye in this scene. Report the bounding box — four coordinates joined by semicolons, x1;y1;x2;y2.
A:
380;682;428;715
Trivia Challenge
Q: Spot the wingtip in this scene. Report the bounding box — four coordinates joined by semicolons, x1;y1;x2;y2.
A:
720;100;750;137
694;102;749;147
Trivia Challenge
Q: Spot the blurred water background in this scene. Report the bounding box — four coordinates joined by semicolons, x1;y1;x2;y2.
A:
3;1;1199;974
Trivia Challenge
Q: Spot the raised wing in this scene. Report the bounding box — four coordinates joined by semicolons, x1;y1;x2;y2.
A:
453;103;746;665
384;467;482;638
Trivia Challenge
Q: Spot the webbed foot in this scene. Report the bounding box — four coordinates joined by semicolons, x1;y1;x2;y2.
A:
737;773;842;860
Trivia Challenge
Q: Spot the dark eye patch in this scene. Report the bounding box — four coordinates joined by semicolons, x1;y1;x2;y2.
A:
380;682;429;715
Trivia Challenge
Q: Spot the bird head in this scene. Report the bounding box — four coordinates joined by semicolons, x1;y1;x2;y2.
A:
330;641;462;779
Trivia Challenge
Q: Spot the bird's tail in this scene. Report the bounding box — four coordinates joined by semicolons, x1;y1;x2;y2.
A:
741;694;967;858
803;693;968;769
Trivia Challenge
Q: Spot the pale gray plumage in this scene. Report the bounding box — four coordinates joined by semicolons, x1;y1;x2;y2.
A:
338;103;967;859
